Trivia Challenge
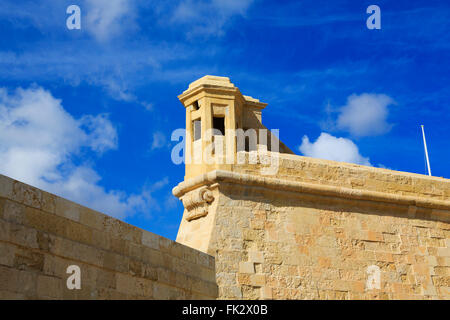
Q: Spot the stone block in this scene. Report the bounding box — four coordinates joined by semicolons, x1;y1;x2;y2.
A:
80;209;104;230
0;242;15;267
37;275;63;299
142;231;160;250
437;247;450;257
55;197;81;222
250;274;265;287
0;175;13;199
260;286;272;299
41;192;56;214
7;221;38;249
248;251;264;264
14;248;45;272
2;200;25;224
24;207;65;237
64;220;93;245
239;261;255;274
153;283;185;300
115;273;134;295
12;181;42;209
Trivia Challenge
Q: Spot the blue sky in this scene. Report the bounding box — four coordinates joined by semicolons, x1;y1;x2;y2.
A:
0;0;449;240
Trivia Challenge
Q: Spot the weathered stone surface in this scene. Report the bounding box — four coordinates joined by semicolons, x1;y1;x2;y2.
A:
0;173;217;300
0;175;13;199
1;75;449;301
173;76;450;300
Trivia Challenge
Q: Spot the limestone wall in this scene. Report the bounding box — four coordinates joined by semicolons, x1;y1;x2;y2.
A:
174;153;450;300
232;152;450;202
0;174;217;300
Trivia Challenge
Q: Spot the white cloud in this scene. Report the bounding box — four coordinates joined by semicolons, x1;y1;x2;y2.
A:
0;42;196;104
80;114;118;153
101;78;138;103
171;0;254;37
164;193;179;210
0;0;138;43
85;0;137;42
299;132;371;166
151;131;168;150
0;2;222;103
141;102;153;111
0;86;161;219
336;93;395;137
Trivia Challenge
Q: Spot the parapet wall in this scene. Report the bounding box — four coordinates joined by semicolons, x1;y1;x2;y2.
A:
233;152;450;202
175;153;450;299
0;174;217;300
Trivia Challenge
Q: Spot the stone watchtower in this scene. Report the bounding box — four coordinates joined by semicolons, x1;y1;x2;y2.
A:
174;76;450;300
177;75;293;180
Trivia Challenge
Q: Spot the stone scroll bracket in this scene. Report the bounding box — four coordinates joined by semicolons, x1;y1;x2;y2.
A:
181;185;215;221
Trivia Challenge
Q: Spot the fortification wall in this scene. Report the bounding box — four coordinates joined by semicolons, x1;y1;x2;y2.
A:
174;153;450;300
0;174;217;300
233;152;450;202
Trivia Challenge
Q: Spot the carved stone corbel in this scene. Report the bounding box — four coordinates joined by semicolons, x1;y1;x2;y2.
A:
182;186;214;221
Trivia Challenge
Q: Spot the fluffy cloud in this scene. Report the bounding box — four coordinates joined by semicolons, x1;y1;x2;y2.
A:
299;132;371;166
0;86;162;219
84;0;255;40
0;0;138;42
151;131;168;150
336;93;395;137
0;1;228;104
85;0;138;41
171;0;254;37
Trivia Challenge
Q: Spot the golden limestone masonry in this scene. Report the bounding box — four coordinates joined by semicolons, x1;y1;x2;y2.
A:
0;75;449;300
0;173;217;300
173;75;450;300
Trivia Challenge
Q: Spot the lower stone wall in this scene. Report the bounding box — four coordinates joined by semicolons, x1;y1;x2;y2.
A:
211;183;450;299
0;174;218;300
